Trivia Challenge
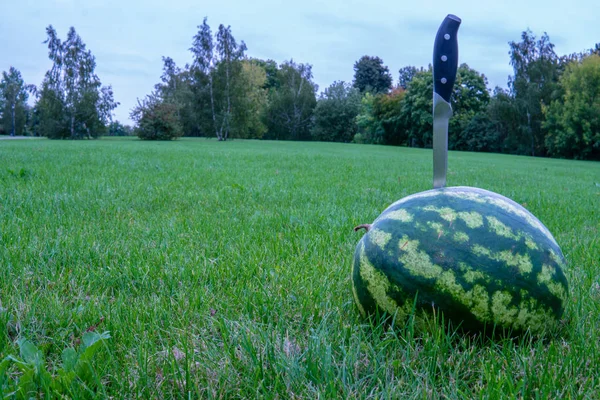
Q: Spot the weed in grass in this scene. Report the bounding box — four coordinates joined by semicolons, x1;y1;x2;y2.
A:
0;331;110;398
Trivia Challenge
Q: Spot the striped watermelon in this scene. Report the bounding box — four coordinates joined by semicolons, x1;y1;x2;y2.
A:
352;186;568;334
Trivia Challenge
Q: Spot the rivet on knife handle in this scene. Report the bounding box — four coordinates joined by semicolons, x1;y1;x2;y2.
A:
432;14;461;189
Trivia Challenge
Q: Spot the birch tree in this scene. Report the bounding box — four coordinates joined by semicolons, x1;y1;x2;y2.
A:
266;60;317;141
36;25;118;139
190;18;246;140
0;67;34;136
190;18;218;138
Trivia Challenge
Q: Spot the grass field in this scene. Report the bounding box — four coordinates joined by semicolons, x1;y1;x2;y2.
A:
1;137;599;398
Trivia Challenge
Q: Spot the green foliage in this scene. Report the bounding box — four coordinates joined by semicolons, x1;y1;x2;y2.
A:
0;332;110;398
311;81;361;142
543;55;600;160
399;68;434;147
107;120;133;136
131;96;183;140
155;57;198;137
0;67;33;137
171;17;267;140
265;60;317;141
448;64;491;150
33;82;67;138
186;20;249;140
353;56;393;94
35;25;118;139
460;112;504;152
398;65;424;90
233;60;268;139
508;30;560;156
371;88;407;145
354;92;381;144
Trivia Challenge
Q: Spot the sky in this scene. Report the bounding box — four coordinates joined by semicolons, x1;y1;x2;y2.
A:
1;0;598;125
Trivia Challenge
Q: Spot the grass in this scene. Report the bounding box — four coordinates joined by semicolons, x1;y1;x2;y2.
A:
0;137;599;398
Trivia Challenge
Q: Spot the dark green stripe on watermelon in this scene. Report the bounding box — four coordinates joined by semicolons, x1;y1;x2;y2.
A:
352;187;568;334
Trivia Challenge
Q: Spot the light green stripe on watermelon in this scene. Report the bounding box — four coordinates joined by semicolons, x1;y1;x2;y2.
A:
524;235;539;250
469;285;492;321
486;216;519;240
482;194;558;247
538;264;568;301
473;244;533;274
445;189;487;204
427;221;445;237
486;214;542;250
498;250;533;274
457;211;484;228
491;291;519;326
472;244;492;258
453;231;470;243
422;205;457;223
515;294;558;332
358;241;400;315
447;187;559;248
397;235;443;279
514;306;553;333
463;269;487;284
369;229;392;250
382;209;413;223
435;271;491;321
395;236;498;319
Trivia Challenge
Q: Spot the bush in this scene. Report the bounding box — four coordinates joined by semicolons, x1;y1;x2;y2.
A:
352;133;368;144
132;97;183;140
107;121;133;136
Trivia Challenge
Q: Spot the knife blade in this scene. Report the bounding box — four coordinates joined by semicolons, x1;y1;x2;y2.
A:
433;14;461;189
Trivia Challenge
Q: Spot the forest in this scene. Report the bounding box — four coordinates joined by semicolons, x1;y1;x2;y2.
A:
1;18;599;160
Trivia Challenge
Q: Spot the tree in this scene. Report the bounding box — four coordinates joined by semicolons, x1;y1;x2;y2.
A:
36;25;118;139
484;87;522;154
353;56;392;94
398;66;423;89
130;93;183;140
508;30;560;156
213;24;247;140
107;121;133;136
371;88;407;145
190;17;216;137
460;112;504;153
311;81;361;142
354;92;381;144
233;60;268;139
543;54;600;160
154;57;197;136
398;68;433;147
448;64;491;150
189;18;246;140
0;67;34;136
266;60;317;141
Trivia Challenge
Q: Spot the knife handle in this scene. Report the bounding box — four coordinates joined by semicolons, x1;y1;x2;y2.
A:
433;14;461;103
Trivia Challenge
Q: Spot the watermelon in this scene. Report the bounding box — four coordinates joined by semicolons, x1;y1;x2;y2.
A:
352;186;568;334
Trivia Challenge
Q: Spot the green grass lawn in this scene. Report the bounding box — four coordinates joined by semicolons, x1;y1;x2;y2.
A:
1;137;599;398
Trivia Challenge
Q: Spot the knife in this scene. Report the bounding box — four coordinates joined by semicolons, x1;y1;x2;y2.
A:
432;14;461;189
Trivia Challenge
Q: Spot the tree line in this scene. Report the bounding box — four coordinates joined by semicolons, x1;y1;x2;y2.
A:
1;20;599;160
0;26;118;139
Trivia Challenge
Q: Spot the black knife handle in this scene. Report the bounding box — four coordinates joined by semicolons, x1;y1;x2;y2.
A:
433;14;461;103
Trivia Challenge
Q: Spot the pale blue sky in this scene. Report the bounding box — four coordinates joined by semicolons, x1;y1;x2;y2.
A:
1;0;598;124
